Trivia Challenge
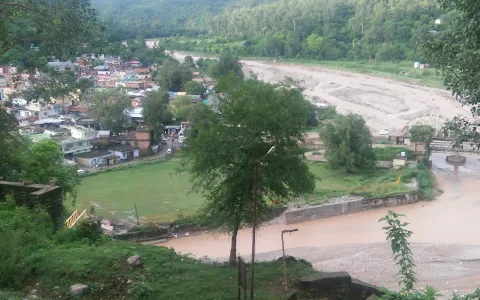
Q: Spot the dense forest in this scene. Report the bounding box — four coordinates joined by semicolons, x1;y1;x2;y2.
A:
91;0;458;62
91;0;273;41
163;0;457;61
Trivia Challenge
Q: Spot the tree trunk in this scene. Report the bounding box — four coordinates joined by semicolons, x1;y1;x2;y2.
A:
229;219;240;265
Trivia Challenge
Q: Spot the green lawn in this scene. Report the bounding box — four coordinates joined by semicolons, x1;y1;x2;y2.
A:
305;162;416;205
74;159;416;223
74;159;204;223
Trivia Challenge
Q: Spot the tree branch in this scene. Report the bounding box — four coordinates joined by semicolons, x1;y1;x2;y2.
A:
0;1;33;10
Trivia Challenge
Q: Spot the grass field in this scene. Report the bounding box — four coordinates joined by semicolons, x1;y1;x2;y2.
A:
74;158;416;223
303;162;416;205
74;159;203;223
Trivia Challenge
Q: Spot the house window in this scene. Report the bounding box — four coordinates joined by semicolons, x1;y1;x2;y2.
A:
78;142;83;147
44;112;47;116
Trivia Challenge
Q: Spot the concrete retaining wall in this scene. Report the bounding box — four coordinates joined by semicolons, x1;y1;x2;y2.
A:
285;192;418;225
285;200;363;225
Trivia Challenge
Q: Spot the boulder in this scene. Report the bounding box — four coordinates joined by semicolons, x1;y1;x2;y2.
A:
276;256;297;263
70;284;89;296
366;295;379;300
127;255;143;267
299;271;351;291
29;289;37;295
201;259;215;265
351;278;382;299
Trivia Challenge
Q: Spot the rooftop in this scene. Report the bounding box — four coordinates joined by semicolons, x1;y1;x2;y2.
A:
107;145;139;152
76;151;112;159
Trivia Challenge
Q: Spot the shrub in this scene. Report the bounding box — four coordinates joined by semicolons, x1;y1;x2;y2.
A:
374;147;415;161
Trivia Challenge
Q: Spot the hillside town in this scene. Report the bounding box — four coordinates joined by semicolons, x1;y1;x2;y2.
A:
0;53;217;170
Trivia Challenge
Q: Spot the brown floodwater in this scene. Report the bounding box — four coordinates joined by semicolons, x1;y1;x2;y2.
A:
161;152;480;259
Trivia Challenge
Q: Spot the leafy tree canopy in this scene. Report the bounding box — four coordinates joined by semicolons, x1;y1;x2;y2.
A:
321;114;375;173
210;53;243;80
185;81;206;95
155;59;193;92
184;75;315;264
89;89;131;134
142;90;172;141
409;125;433;144
423;0;480;115
1;0;103;71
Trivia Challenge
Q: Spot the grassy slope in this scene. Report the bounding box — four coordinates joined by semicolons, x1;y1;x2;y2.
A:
306;162;415;205
10;240;314;300
75;158;416;221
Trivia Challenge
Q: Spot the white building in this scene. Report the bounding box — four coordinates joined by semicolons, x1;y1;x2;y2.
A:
26;102;57;119
107;145;139;161
70;126;97;140
60;137;93;156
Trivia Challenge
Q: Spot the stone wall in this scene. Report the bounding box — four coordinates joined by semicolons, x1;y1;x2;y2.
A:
112;227;169;242
285;201;363;225
0;181;63;227
285;191;418;225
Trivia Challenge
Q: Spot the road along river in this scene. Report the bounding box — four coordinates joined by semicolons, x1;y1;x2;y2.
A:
161;153;480;295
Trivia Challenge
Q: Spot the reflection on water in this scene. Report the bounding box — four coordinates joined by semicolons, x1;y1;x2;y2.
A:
162;153;480;259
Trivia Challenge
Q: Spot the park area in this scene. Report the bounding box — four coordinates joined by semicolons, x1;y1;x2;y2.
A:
74;154;418;224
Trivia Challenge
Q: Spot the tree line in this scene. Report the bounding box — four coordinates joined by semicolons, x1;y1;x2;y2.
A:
160;0;455;62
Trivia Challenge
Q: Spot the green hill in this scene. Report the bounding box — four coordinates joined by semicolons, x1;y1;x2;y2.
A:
91;0;275;41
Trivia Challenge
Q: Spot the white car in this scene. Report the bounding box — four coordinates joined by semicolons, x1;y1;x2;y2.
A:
166;148;172;155
77;169;88;174
379;129;389;135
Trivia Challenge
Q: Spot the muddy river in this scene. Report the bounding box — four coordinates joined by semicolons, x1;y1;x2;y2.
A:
161;152;480;294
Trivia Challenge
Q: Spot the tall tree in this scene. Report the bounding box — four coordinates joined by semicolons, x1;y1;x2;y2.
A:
442;116;478;150
423;0;480;115
1;0;102;69
321;114;375;173
0;109;28;181
184;55;195;68
156;59;193;92
89;90;130;134
142;90;172;141
185;81;206;95
209;53;244;79
184;76;315;264
22;139;80;201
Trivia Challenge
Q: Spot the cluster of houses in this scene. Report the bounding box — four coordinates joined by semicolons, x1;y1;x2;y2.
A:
1;52;219;170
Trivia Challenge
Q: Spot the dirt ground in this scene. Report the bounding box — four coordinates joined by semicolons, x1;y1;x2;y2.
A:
174;52;471;135
241;60;472;135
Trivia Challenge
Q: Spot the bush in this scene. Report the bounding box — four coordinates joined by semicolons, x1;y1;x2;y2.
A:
55;219;103;244
374;147;415;161
417;158;434;199
317;105;338;120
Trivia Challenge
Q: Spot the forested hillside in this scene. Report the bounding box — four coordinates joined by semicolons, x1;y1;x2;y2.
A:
90;0;273;41
167;0;456;61
92;0;458;62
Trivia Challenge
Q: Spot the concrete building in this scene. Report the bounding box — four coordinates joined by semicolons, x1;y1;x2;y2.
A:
107;145;139;161
60;137;93;158
75;151;119;168
70;126;97;140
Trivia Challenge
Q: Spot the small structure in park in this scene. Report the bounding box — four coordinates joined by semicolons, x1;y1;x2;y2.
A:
393;152;407;169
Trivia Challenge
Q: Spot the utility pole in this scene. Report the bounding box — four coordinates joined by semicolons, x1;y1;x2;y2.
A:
250;146;275;300
134;204;140;226
281;229;298;292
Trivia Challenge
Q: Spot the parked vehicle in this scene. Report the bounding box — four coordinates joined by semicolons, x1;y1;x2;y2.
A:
166;148;172;155
77;169;89;174
379;129;389;135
